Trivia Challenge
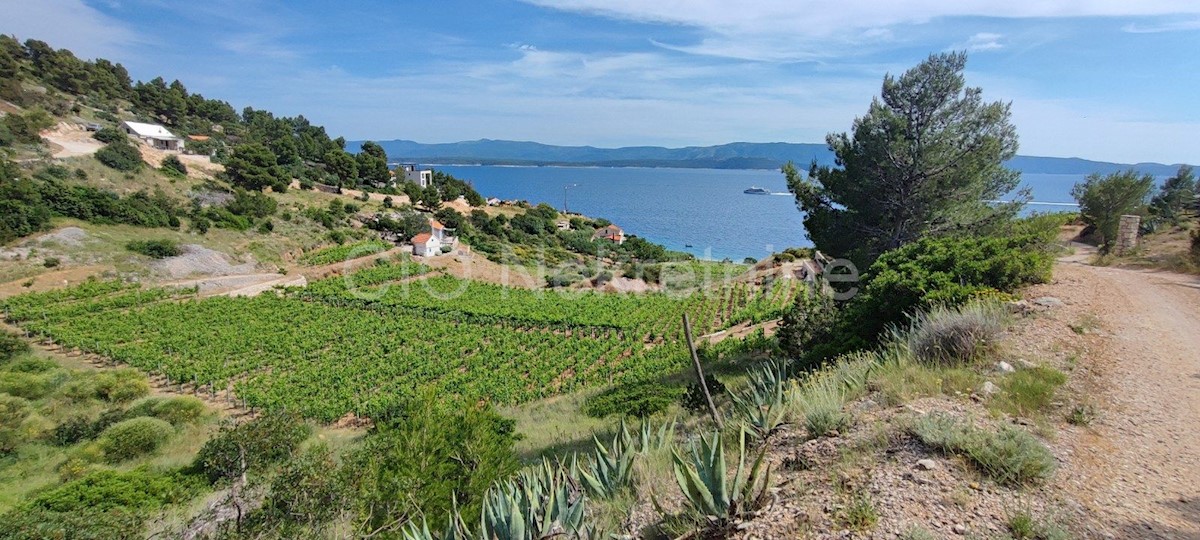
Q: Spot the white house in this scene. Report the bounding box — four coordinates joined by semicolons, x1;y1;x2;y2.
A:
120;121;184;151
412;219;455;256
592;224;625;245
397;163;433;188
411;232;440;256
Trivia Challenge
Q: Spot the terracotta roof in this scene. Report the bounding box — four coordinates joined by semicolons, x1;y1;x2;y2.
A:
412;233;433;244
430;219;445;229
187;135;210;141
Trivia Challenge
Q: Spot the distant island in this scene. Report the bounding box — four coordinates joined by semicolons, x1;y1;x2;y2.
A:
352;139;1192;176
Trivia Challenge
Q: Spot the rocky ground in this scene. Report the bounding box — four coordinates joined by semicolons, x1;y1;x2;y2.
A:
690;245;1200;539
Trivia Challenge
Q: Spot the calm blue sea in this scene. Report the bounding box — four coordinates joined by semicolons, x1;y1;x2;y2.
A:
436;165;1097;261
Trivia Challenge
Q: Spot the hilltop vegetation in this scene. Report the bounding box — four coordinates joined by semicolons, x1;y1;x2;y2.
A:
3;40;1179;539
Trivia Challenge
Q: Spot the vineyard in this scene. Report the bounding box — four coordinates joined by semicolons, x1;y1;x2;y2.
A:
298;239;392;265
1;266;804;422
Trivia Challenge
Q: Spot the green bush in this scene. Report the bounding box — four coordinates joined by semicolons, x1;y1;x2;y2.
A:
160;154;188;177
128;396;206;425
0;370;66;400
93;368;150;402
0;331;29;363
27;468;202;513
6;357;57;373
345;397;518;533
0;394;33;454
0;506;143;540
125;238;182;258
192;411;310;483
681;376;727;414
91;127;124;144
96;417;175;462
777;286;839;368
911;413;1055;486
807;232;1054;362
584;381;683;418
43;256;60;268
95;140;143;171
51;415;96;446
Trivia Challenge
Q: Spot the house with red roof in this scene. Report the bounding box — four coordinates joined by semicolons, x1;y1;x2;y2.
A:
592;224;625;245
412;218;456;256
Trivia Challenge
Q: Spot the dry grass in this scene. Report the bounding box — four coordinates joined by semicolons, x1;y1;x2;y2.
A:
902;301;1008;366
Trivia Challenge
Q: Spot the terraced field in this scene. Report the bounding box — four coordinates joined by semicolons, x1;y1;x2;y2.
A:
1;262;803;421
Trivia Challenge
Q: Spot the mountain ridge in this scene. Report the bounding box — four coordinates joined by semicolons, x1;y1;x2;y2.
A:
353;139;1191;176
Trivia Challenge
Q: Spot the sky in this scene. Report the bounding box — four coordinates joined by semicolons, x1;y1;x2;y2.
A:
3;0;1199;164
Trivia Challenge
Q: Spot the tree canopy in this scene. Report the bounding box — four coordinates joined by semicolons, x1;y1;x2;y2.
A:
1072;170;1154;252
225;143;289;192
1150;165;1196;224
787;52;1023;266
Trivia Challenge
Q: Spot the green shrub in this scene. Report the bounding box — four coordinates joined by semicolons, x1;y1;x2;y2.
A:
0;369;66;400
28;468;202;513
192;411;310;483
680;376;727;414
43;256;60;268
4;357;56;373
0;506;143;540
93;368;150;402
96;417;175;462
903;301;1007;366
91;127;124;144
160;154;187;177
0;331;29;363
911;413;1055;486
776;286;839;368
808;232;1054;362
125;239;183;258
344;398;519;533
130;396;206;425
95;140;143;171
584;381;683;418
0;394;33;454
51;415;96;446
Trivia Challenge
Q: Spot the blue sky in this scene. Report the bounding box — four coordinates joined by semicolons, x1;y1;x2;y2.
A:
4;0;1199;164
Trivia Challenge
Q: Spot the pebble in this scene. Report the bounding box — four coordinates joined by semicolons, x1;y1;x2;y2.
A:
953;523;967;534
916;459;938;471
997;361;1015;373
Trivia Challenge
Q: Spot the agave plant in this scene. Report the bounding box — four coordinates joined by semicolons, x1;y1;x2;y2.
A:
579;431;635;499
481;458;588;540
729;361;789;440
672;426;772;529
630;417;676;453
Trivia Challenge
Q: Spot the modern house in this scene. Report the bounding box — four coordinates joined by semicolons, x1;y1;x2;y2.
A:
397;163;433;189
592;224;625;244
120;121;184;151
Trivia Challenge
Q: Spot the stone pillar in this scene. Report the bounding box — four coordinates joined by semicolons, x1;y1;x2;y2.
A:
1114;215;1140;255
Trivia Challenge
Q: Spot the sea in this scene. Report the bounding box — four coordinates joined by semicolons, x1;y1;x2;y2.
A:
435;165;1100;262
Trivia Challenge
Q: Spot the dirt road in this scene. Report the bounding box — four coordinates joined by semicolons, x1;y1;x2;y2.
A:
1048;245;1200;538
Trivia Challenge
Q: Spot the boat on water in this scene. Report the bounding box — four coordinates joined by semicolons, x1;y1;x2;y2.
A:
743;186;770;195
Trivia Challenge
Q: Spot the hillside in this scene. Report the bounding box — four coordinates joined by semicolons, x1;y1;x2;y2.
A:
358;138;1193;175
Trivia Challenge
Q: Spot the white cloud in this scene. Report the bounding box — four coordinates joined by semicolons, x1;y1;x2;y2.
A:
1122;19;1200;33
0;0;138;59
953;32;1005;52
524;1;1200;61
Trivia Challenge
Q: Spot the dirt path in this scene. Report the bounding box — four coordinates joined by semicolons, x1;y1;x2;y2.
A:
1049;244;1200;538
